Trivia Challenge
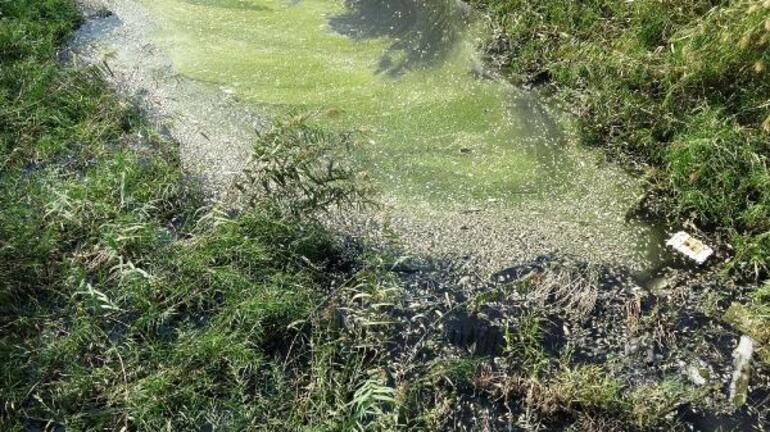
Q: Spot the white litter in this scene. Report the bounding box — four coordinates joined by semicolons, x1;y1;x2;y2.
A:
729;335;754;409
666;231;713;265
686;364;707;386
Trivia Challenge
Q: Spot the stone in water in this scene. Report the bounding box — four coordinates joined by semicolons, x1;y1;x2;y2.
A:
666;231;713;265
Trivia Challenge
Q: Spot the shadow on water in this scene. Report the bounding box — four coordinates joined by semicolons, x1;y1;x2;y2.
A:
328;0;469;76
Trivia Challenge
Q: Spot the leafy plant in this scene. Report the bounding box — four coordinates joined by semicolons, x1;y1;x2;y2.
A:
347;374;397;431
238;113;374;219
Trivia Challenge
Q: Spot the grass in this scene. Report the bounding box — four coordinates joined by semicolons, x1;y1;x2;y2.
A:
471;0;770;374
472;0;770;280
0;0;757;430
483;361;691;431
503;311;550;373
0;2;399;429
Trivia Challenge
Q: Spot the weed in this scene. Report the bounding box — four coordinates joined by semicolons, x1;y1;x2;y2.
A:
526;262;599;321
503;312;549;374
237;112;373;220
627;378;694;429
553;365;624;415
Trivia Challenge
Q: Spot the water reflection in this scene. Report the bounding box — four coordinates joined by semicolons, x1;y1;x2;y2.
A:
329;0;468;76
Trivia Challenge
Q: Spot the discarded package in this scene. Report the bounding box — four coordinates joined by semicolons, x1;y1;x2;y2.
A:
666;231;713;265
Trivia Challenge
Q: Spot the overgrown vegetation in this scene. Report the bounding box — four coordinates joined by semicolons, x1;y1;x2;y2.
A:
0;2;397;429
2;0;765;430
473;0;770;280
237;112;373;219
470;0;770;379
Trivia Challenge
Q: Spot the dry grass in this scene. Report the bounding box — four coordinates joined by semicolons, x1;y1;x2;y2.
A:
525;263;600;321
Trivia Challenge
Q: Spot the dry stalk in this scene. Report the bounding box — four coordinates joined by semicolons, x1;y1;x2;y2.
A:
526;264;600;321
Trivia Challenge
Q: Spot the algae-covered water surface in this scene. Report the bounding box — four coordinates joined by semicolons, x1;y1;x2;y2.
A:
142;0;584;202
104;0;666;269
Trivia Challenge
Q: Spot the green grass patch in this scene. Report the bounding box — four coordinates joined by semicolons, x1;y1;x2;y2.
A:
0;2;398;429
473;0;770;279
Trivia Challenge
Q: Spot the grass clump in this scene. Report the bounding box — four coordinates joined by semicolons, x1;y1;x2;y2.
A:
626;378;694;429
473;0;770;280
554;365;624;413
503;312;550;373
493;365;693;431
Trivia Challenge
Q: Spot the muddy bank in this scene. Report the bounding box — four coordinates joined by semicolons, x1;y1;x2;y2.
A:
365;251;770;430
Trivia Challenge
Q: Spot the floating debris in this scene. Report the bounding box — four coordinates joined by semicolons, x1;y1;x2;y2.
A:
666;231;713;265
729;335;754;409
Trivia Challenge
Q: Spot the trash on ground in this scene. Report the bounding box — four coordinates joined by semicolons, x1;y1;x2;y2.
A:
729;335;754;409
666;231;713;265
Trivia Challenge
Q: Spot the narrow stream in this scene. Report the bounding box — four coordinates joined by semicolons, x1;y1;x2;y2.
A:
71;0;668;273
